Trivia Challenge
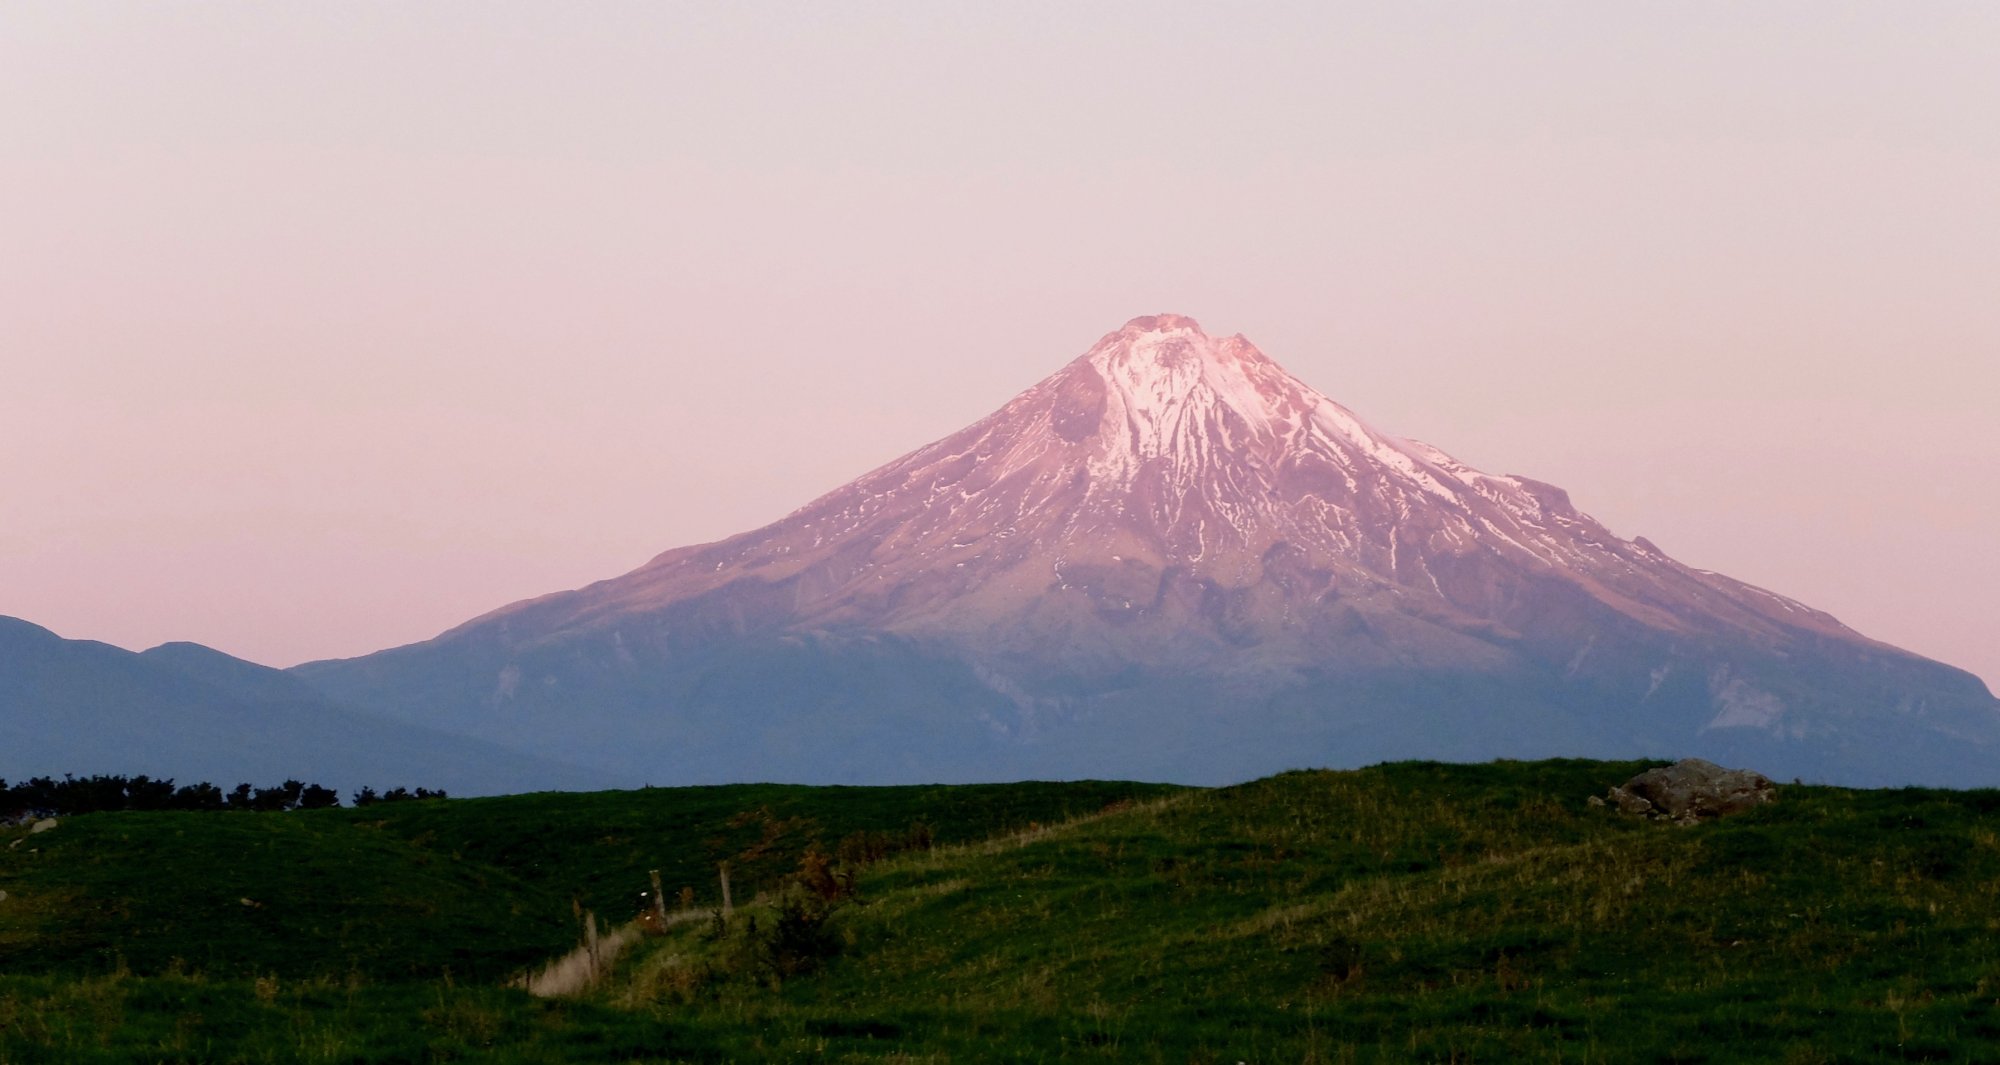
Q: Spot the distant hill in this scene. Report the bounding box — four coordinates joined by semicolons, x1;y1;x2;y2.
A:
0;615;604;795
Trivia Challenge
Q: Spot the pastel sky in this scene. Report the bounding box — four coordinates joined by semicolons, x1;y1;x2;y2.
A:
3;3;1996;689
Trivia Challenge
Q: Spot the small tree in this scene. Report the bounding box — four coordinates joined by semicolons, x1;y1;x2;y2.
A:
174;782;226;811
298;783;341;809
126;775;177;811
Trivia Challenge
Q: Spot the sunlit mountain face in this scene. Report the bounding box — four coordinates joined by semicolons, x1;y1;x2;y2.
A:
294;316;1999;788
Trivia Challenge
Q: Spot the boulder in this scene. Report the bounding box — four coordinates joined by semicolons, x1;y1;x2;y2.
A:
1603;759;1775;823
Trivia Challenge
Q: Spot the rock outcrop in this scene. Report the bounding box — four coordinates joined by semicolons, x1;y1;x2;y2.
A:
1600;759;1777;823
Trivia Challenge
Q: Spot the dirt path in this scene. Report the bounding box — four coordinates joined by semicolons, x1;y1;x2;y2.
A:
517;909;708;998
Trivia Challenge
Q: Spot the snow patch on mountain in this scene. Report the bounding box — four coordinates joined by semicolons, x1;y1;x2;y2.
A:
1703;667;1791;736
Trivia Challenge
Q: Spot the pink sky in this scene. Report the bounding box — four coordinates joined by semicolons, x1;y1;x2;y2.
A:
3;4;1996;688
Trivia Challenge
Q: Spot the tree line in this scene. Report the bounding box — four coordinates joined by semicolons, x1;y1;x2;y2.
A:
1;774;446;816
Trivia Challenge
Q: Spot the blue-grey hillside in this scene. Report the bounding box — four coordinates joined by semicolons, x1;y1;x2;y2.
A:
0;616;604;795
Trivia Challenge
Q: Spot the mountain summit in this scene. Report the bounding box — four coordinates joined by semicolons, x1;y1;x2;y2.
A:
297;316;1998;787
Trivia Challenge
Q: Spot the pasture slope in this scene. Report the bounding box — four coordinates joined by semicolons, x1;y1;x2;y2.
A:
3;761;1999;1062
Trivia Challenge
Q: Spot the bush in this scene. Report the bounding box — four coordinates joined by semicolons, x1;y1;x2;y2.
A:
353;786;448;807
767;890;841;976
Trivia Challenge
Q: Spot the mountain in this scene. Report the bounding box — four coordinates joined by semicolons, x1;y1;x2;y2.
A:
0;616;605;794
294;315;1999;786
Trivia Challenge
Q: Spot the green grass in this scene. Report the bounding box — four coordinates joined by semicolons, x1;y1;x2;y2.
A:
0;971;716;1064
0;779;1175;982
5;761;2000;1062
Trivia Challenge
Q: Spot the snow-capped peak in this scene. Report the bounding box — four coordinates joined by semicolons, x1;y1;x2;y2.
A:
1084;314;1281;428
501;314;1879;671
301;312;1995;798
1065;312;1455;506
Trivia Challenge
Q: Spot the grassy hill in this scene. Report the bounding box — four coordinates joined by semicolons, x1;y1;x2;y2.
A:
3;761;1998;1062
0;779;1170;982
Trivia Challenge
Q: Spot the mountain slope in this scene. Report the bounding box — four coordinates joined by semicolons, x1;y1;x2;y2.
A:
0;616;604;794
295;315;1998;786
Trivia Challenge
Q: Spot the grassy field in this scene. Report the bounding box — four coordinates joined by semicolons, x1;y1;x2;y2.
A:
3;760;1998;1062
